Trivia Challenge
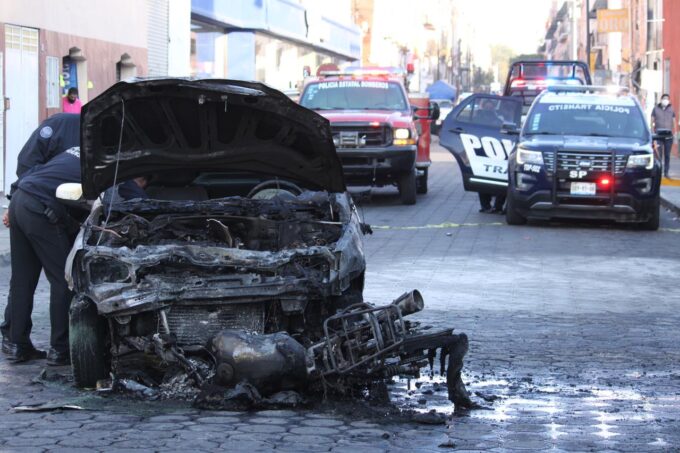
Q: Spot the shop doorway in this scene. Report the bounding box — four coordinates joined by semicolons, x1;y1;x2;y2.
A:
4;25;39;194
62;47;88;104
116;53;137;81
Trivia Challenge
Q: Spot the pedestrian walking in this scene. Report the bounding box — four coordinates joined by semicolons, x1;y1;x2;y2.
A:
651;94;676;178
1;113;80;355
5;147;83;364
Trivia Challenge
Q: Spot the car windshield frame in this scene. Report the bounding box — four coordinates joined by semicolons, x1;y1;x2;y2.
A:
522;96;650;141
300;80;409;111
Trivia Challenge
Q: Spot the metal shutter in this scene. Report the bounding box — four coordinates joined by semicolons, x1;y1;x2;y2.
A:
147;0;169;77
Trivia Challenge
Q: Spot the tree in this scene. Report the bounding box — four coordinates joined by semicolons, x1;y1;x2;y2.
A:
490;44;515;84
472;67;494;92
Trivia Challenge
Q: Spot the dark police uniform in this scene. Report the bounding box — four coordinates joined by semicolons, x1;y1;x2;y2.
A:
1;113;80;353
8;147;82;361
13;113;80;185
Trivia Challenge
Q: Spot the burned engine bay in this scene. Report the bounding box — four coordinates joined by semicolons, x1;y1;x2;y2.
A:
67;191;473;411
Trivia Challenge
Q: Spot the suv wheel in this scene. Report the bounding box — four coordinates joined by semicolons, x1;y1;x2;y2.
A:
70;298;110;388
638;197;660;231
505;190;526;225
399;171;417;205
416;168;429;194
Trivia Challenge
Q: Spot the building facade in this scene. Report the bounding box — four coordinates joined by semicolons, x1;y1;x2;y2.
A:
189;0;361;91
0;0;190;194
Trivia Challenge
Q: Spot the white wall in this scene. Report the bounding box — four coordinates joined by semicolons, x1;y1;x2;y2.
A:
167;0;191;77
0;0;147;48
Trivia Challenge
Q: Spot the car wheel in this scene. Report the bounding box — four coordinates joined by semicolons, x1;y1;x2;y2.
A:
70;297;110;388
638;197;660;231
505;190;526;225
399;171;417;205
416;168;429;194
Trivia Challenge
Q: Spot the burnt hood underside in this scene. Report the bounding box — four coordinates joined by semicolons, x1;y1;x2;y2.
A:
80;79;346;198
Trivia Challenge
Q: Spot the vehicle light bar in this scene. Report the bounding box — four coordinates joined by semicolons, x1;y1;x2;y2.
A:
546;85;629;95
318;68;405;78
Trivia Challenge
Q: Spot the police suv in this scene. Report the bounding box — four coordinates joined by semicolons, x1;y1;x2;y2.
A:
505;86;661;230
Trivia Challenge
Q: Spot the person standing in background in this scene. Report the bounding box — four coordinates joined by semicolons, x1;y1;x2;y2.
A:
651;94;676;178
62;87;83;114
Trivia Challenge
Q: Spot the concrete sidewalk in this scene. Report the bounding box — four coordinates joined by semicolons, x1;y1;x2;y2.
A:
660;151;680;216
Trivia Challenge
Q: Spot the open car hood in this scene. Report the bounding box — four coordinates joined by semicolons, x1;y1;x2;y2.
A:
81;78;345;199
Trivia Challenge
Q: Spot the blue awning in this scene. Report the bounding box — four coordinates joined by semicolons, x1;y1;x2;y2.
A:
426;80;457;101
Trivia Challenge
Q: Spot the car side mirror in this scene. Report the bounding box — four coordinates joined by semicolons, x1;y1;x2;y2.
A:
500;122;520;136
412;102;441;121
429;102;440;121
56;183;92;211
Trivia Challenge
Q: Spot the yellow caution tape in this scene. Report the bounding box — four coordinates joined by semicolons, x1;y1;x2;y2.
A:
371;222;504;230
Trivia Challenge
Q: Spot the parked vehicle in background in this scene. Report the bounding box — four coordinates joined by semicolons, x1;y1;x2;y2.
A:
431;99;454;135
426;81;457;135
505;86;661;230
300;68;439;204
456;92;473;106
503;60;592;116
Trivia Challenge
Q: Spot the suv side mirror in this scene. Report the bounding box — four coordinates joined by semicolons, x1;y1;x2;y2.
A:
56;183;92;211
500;122;520;136
411;102;441;121
429;102;440;121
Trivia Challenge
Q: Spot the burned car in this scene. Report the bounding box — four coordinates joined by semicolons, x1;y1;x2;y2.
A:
64;79;472;408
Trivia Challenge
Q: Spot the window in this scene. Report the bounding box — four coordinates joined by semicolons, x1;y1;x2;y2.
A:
525;99;647;140
300;81;409;111
46;56;60;108
456;97;521;126
190;20;228;78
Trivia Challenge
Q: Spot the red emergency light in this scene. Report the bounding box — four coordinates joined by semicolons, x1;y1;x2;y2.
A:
599;177;611;187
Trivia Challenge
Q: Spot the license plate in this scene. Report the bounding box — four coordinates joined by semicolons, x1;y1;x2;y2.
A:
570;182;596;195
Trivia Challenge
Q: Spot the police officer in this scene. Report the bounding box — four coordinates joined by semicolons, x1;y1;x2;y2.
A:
1;113;80;355
6;147;83;364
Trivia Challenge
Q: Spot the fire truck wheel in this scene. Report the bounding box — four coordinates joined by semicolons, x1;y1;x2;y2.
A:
416;168;428;194
399;171;417;205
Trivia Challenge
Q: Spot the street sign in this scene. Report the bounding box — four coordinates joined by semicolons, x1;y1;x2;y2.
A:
597;9;629;33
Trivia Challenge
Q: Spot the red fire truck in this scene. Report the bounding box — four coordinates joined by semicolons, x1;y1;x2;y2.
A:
299;67;439;205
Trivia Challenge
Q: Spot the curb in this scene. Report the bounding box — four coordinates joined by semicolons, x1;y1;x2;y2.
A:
660;193;680;217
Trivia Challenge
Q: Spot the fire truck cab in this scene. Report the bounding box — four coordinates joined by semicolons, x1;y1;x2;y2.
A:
299;68;439;205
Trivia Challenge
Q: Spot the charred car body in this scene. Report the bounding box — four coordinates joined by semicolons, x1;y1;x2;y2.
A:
65;79;472;408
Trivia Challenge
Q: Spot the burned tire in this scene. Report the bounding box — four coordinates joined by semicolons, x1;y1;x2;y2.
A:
416;168;429;194
505;191;526;225
638;197;660;231
399;171;417;205
70;298;110;388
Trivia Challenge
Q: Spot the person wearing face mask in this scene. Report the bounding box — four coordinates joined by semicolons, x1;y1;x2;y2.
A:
651;94;676;178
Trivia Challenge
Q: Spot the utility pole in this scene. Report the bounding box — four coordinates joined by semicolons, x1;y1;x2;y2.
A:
586;0;591;71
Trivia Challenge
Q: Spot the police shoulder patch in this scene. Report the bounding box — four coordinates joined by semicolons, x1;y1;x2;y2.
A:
39;126;53;139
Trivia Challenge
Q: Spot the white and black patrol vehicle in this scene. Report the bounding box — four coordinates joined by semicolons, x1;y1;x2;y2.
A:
504;86;662;229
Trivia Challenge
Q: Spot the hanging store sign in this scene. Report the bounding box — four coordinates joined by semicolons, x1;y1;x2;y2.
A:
596;9;629;33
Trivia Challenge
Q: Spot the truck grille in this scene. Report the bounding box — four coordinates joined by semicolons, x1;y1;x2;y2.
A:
331;123;391;147
165;303;264;346
543;151;627;175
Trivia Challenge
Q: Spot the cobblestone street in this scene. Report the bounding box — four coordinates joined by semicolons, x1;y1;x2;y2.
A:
1;144;679;452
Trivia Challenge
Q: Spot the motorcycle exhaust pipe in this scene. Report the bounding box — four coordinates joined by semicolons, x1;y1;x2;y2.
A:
391;290;424;316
